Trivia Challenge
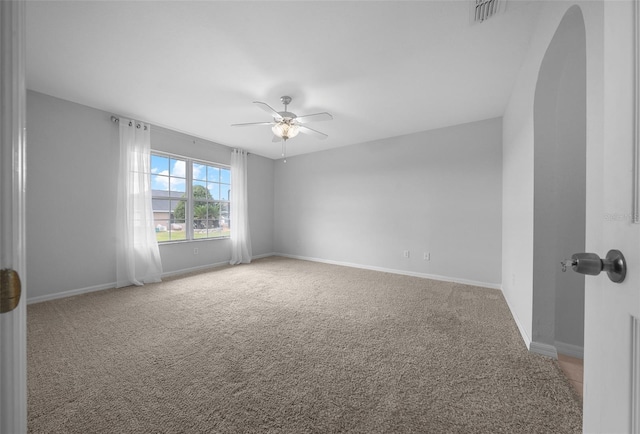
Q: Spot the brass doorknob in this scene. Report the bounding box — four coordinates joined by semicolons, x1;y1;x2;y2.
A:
0;269;22;313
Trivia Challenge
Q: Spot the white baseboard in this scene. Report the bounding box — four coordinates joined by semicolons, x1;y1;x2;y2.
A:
500;287;532;351
162;252;277;278
530;341;558;359
274;253;502;290
27;282;116;304
499;287;580;360
252;252;276;260
493;288;582;360
161;260;230;278
28;254;278;304
554;340;584;359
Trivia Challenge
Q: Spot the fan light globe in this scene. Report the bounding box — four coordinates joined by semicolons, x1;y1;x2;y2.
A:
272;122;299;140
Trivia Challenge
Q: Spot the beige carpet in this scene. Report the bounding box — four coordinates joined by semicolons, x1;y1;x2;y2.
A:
28;256;582;433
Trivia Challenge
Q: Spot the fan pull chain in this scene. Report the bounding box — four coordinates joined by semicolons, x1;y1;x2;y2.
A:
282;140;287;163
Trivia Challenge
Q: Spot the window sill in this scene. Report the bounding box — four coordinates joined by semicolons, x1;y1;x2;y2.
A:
158;237;230;246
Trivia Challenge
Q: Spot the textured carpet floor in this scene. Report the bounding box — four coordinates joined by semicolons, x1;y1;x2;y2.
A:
28;256;582;433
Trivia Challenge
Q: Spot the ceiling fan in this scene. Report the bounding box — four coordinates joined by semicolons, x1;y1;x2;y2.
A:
232;96;333;159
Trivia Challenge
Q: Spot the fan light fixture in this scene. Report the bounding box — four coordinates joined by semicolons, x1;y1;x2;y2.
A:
272;121;299;140
231;95;333;162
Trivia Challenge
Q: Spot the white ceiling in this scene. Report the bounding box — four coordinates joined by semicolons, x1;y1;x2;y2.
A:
26;1;542;160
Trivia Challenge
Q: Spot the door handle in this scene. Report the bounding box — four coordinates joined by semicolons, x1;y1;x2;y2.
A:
561;250;627;283
0;268;22;313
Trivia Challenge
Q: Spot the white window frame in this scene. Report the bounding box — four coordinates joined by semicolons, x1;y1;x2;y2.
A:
151;150;230;243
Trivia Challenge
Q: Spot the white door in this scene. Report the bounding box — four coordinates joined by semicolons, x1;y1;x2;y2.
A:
0;1;27;433
583;1;640;432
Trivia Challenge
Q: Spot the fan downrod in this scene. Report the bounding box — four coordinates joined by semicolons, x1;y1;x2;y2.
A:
278;96;296;119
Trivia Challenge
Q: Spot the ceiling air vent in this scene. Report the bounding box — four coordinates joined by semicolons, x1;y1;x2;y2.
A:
471;0;504;23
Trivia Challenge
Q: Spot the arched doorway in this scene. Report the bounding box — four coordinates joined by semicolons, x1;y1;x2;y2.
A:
532;6;586;361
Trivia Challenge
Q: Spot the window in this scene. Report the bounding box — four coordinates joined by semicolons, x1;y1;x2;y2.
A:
192;161;230;239
150;152;230;243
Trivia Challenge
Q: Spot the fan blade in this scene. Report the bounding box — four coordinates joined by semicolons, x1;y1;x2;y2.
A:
272;135;282;143
254;101;283;121
294;112;333;124
231;121;275;127
298;125;328;140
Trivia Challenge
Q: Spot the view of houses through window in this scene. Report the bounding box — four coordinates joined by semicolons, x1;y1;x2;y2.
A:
151;153;230;242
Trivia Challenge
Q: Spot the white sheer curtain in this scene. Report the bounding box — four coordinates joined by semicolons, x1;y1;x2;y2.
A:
116;118;163;287
229;149;252;265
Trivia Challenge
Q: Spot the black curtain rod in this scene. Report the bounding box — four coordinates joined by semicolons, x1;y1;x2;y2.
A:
110;115;148;130
111;115;250;155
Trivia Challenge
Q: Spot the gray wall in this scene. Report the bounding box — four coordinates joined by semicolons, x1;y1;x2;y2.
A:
533;5;586;353
26;90;500;300
502;2;572;349
26;91;119;299
274;118;503;287
26;91;274;301
501;1;598;359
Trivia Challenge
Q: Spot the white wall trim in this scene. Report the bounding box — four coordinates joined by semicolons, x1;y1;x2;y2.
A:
161;253;275;278
27;282;116;304
27;254;277;304
252;252;275;260
275;253;502;290
631;315;640;434
633;0;640;223
554;340;584;359
0;2;28;431
161;260;230;279
500;286;532;351
27;263;230;304
530;341;558;359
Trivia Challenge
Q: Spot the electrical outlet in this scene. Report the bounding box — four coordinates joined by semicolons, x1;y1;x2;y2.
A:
403;250;410;258
423;252;430;261
193;248;199;255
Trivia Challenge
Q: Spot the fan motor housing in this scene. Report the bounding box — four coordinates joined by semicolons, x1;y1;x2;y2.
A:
278;111;297;120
